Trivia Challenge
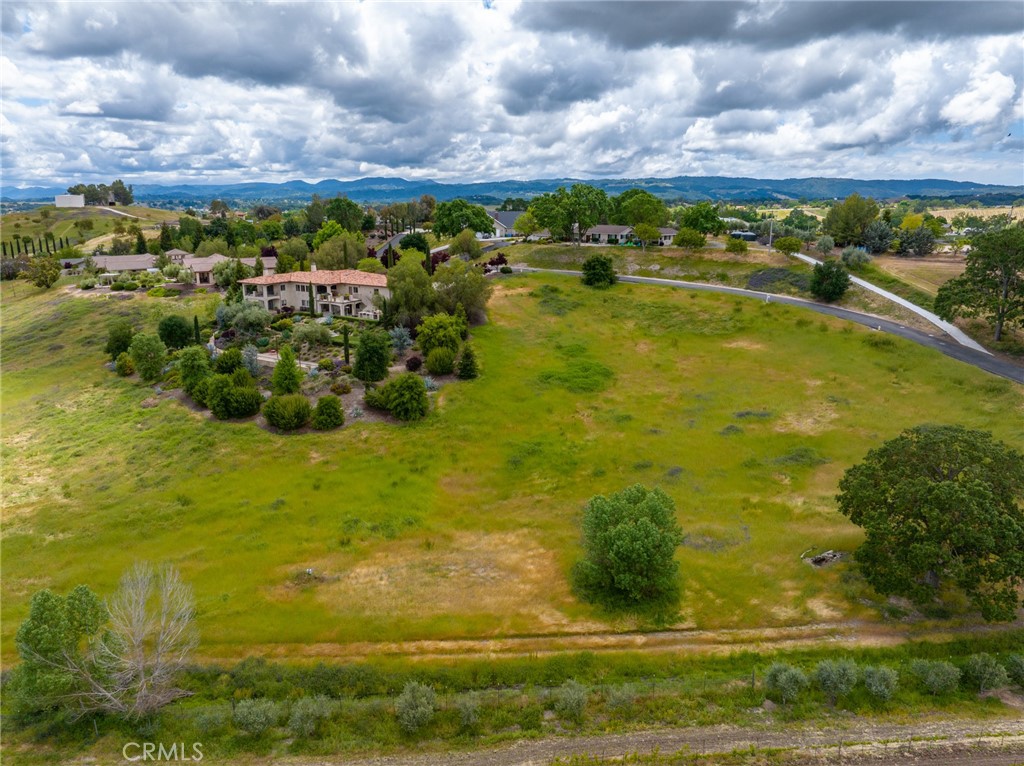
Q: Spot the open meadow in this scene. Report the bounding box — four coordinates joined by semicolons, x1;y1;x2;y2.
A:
1;275;1022;664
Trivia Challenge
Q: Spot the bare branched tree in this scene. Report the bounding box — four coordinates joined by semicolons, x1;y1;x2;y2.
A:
19;563;198;719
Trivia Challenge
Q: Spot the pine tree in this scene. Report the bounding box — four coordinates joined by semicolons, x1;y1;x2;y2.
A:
253;254;264;276
271;344;303;395
457;343;479;380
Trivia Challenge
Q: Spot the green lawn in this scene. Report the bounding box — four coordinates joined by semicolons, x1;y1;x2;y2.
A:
1;275;1022;662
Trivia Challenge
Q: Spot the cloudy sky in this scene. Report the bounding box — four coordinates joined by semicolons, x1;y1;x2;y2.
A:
2;1;1023;188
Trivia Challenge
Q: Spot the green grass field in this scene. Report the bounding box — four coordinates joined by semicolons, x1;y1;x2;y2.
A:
0;204;180;250
2;275;1022;663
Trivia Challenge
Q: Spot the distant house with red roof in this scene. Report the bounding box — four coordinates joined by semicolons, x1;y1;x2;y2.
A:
239;268;389;319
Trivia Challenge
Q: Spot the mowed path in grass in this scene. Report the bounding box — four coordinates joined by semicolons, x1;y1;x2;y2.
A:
1;276;1022;662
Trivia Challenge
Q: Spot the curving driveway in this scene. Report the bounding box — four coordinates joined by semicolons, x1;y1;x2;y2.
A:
514;267;1024;383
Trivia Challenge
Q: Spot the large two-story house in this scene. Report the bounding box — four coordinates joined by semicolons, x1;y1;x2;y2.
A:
239;269;389;319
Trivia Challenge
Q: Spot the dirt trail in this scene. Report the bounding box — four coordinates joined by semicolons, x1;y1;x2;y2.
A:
198;619;1022;664
249;719;1024;766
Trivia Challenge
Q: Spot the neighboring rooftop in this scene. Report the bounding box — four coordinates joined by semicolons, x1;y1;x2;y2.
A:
239;269;388;288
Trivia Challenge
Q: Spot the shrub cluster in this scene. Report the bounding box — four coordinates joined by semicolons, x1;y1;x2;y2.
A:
206;369;262;419
312;395;345;430
425;347;455;376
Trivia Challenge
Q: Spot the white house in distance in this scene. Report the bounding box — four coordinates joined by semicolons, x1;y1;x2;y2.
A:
184;253;276;285
239;269;389;319
55;194;85;208
487;211;525;238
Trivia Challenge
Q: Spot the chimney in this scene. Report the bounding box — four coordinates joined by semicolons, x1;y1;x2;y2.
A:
311;263;317;272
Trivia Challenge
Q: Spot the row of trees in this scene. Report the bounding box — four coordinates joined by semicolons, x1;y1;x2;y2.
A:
65;179;133;206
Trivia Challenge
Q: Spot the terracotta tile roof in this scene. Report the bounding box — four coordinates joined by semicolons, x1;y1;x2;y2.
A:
239;269;388;288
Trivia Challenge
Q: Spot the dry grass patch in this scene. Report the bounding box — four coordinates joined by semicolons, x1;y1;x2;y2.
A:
775;401;839;435
873;256;966;296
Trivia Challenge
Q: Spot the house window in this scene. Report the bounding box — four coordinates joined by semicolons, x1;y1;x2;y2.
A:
373;288;379;295
351;286;359;294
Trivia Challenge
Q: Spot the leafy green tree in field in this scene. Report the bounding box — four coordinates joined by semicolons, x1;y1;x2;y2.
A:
675;201;725;234
809;260;850;302
816;235;835;256
353;329;392;382
399;232;431;257
158;315;193;350
433;258;492;319
271;344;303;394
614;189;668;227
632;223;661;253
325;196;364;232
529;185;608;245
783;208;819;232
896;225;936;257
837;424;1024;622
581;254;617;288
863;666;899;701
357;256;386;273
212;258;253;290
514;209;540;239
386;250;435;327
822;193;879;245
314;231;365;269
447;229;483;260
672;227;706;249
935;226;1024;341
964;653;1009;693
416;313;462;357
432;199;495;238
106;319;136;361
773;236;803;255
572;484;684;609
27;256;61;288
129;333;167;382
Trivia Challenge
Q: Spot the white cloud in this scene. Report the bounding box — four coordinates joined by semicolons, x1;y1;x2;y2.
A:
0;1;1021;187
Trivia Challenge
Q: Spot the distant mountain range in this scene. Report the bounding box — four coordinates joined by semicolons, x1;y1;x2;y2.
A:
4;175;1022;205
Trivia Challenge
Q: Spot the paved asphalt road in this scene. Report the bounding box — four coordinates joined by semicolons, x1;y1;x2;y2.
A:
515;267;1024;383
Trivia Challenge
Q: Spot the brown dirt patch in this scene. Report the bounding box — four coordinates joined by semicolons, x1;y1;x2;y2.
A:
724;339;765;350
775;401;838;435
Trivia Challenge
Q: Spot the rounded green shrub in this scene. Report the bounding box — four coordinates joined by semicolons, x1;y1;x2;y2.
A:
233;698;279;736
910;659;960;696
214;347;243;374
395;681;435;735
555;679;588;724
365;373;429;421
287;695;336;738
312;395;344;430
425;347;455;375
964;653;1009;692
264;394;312;430
765;662;808;704
814;659;858;705
863;666;899;702
114;352;135;377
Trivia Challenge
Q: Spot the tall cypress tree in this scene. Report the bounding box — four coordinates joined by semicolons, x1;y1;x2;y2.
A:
193;315;202;345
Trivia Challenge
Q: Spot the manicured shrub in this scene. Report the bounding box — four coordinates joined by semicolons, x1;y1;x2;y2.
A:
405;355;423;372
863;666;899;702
110;282;126;291
123;281;139;291
128;333;167;382
389;326;413;354
910;659;961;695
724;237;748;254
672;228;706;250
206;373;262;419
353;329;392;382
457;343;479;380
271;345;303;395
272;318;294;332
242;344;260;377
214;347;243;374
287;695;336;738
425;347;455;376
1007;655;1024;688
581;254;617;287
765;662;808;704
114;352;135;377
395;681;435;735
264;394;312;431
499;265;513;274
312;395;345;430
158;314;193;350
233;698;279;736
365;373;429;421
105;319;135;361
416;313;461;357
78;277;96;289
773;236;803;255
555;679;587;724
964;653;1009;693
809;260;850;302
814;659;858;705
